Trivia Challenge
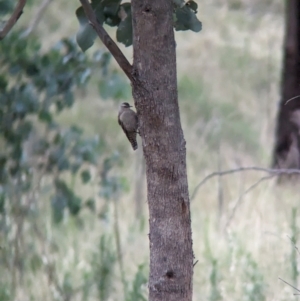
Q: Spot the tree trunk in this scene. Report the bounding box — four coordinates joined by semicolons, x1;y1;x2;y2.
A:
131;1;194;300
273;0;300;172
134;147;145;218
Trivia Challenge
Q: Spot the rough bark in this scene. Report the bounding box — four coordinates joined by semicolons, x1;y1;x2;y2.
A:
134;148;145;218
273;0;300;171
131;1;193;301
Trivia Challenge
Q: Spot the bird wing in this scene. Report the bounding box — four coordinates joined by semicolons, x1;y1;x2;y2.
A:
118;110;138;150
119;110;138;132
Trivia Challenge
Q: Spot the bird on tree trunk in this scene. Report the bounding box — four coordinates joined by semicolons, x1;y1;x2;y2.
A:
118;102;138;150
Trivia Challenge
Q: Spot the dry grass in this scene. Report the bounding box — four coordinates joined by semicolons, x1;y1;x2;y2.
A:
7;0;300;301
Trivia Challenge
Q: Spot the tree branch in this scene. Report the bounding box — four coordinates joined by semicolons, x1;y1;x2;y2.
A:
79;0;134;82
191;166;300;201
0;0;27;40
22;0;53;37
279;277;300;293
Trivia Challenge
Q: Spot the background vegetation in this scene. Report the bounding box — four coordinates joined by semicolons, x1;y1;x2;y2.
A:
1;0;299;300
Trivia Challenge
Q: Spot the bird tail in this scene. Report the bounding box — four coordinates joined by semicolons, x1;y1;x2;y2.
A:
126;132;138;150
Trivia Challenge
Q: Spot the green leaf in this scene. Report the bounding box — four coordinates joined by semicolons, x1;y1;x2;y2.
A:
55;98;64;112
67;195;82;215
55;179;69;193
51;194;66;224
15;84;39;114
102;0;121;16
54;179;81;216
0;0;13;15
46;78;58;98
76;23;97;52
186;0;198;13
85;198;95;212
103;0;121;26
82;148;97;164
105;14;121;27
0;192;5;213
64;90;74;107
76;6;97;52
0;75;8;91
48;148;70;171
81;170;91;184
76;6;89;26
76;1;112;52
25;63;39;76
94;5;106;25
116;3;132;47
38;110;53;124
175;5;202;32
16;121;32;140
11;145;22;160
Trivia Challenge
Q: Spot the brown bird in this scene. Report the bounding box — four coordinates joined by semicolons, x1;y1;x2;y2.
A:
118;102;138;150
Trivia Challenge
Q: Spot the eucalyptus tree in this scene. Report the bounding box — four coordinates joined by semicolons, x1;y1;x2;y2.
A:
76;0;201;300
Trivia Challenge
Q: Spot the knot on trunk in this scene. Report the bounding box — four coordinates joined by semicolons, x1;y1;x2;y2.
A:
165;270;175;279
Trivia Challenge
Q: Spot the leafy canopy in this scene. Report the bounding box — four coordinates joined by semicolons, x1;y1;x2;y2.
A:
76;0;202;51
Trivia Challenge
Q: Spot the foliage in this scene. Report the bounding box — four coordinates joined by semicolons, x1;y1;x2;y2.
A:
203;220;223;301
0;32;100;220
75;0;202;51
93;234;117;301
126;264;148;301
0;1;12;15
174;0;202;32
208;259;222;301
90;233;147;301
242;253;266;301
0;283;10;301
0;29;128;299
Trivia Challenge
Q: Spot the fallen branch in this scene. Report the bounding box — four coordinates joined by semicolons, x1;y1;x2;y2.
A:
191;166;300;201
0;0;27;40
79;0;134;82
